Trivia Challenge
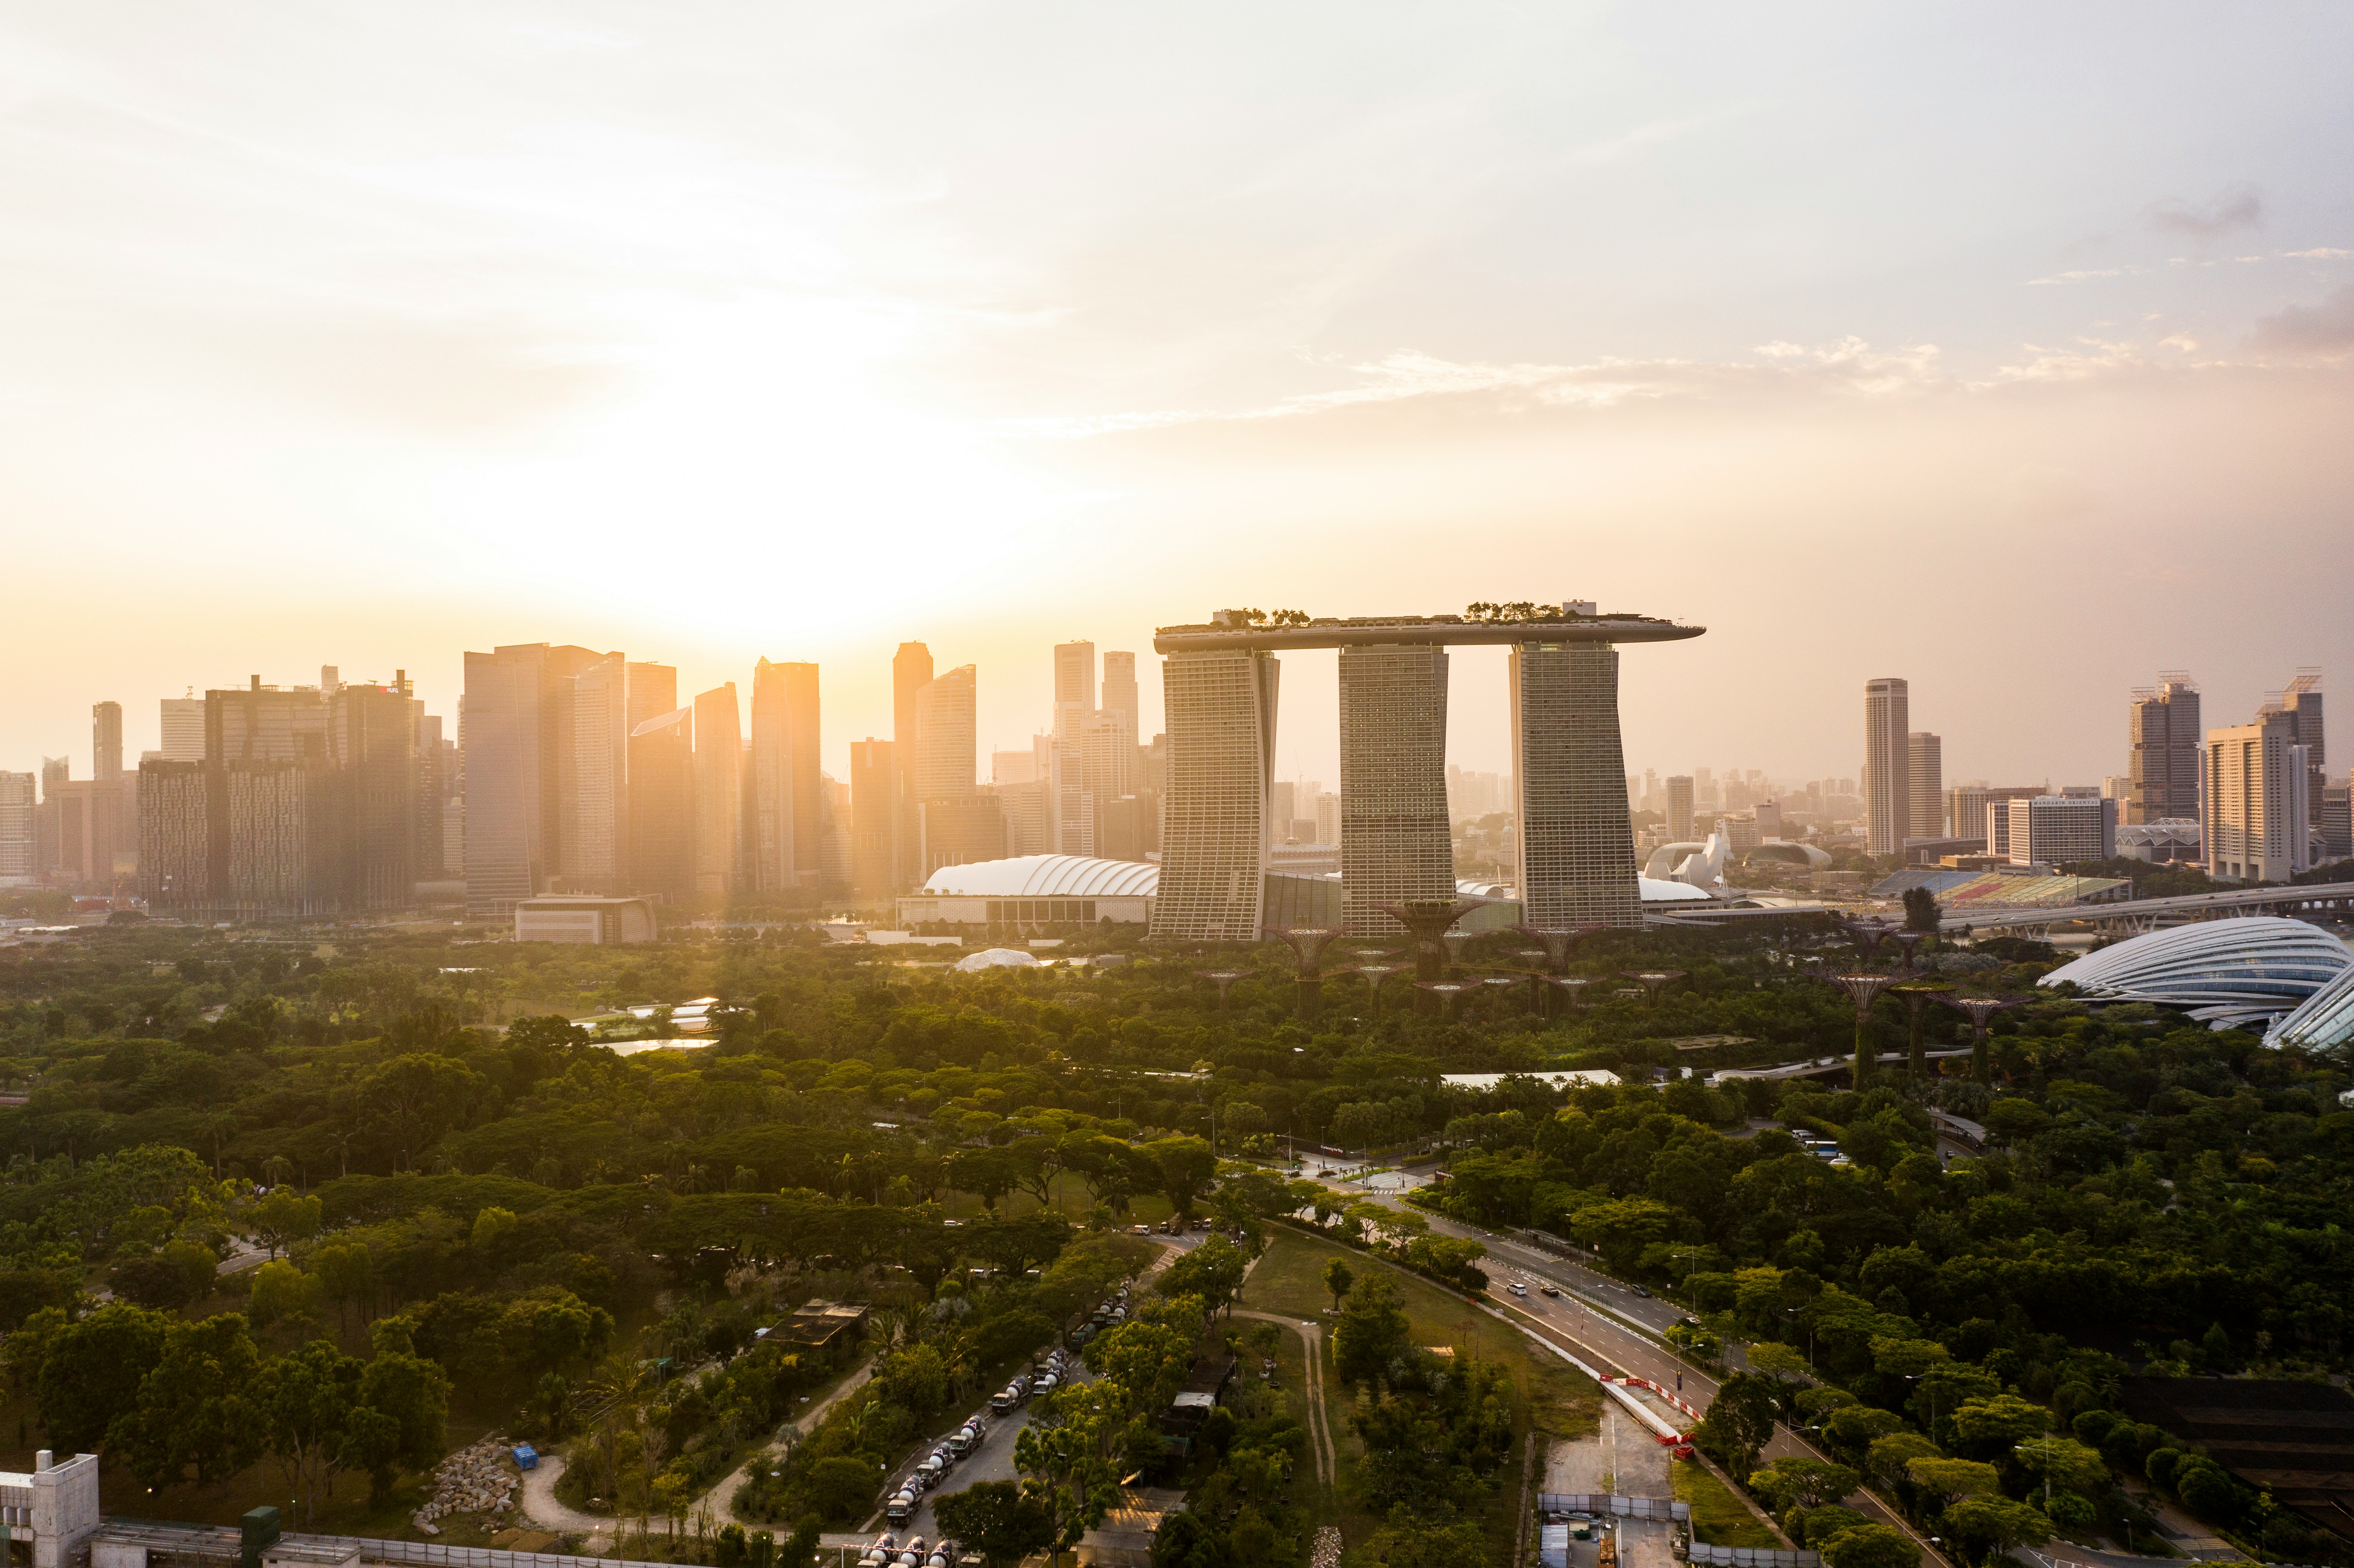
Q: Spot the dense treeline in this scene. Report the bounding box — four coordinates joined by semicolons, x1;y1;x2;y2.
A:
0;916;2348;1562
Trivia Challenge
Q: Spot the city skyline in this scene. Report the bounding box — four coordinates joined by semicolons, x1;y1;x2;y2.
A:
5;6;2354;787
9;636;2347;822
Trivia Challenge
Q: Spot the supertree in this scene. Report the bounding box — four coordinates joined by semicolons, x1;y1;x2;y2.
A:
1371;899;1479;982
1344;964;1410;1021
1937;994;2028;1084
1413;979;1478;1022
1513;922;1609;975
1621;969;1688;1005
1834;917;1898;968
1888;980;1953;1076
1828;972;1901;1088
1196;969;1249;1010
1263;926;1344;1021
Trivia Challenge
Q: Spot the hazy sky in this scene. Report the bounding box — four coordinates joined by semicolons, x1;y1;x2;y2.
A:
5;3;2352;793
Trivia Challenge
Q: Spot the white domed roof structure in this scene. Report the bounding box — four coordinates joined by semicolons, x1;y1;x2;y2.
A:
1639;875;1717;903
2265;962;2354;1051
919;855;1161;899
2040;916;2353;1033
953;947;1040;972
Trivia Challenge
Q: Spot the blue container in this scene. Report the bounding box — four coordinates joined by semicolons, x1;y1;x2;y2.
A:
511;1444;539;1470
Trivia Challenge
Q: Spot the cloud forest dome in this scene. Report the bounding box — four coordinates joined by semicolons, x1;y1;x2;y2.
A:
2041;916;2354;1033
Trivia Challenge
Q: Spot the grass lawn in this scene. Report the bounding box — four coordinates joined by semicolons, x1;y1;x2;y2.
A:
937;1171;1177;1226
1238;1227;1600;1560
1674;1459;1783;1549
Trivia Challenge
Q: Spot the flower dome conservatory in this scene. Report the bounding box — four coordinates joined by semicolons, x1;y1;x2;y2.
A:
2265;962;2354;1051
2039;916;2354;1033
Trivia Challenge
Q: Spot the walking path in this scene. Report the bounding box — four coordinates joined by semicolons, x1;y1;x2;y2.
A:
692;1363;876;1524
520;1363;876;1543
518;1454;623;1543
1232;1309;1336;1488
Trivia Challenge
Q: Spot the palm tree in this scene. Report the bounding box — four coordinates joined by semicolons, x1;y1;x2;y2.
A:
196;1111;241;1178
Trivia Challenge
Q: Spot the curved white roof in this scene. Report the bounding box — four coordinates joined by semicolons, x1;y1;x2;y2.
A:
919;854;1161;899
1640;875;1717;903
2265;961;2354;1051
953;947;1040;972
1460;875;1710;903
2041;916;2352;1032
920;856;1712;907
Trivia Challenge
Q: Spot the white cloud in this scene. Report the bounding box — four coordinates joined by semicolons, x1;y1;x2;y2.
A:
1003;338;1954;439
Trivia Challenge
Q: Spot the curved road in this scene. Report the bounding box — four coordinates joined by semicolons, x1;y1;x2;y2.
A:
1311;1179;1952;1568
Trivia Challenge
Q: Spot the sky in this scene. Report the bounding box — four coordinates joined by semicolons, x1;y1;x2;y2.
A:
4;2;2352;794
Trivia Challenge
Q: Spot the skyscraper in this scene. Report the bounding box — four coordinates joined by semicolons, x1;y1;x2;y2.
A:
2205;708;2311;882
893;643;933;890
137;760;214;908
160;697;206;762
627;705;695;902
750;658;822;891
910;664;1002;875
207;677;330;765
691;683;742;895
1054;641;1096;729
1511;642;1641;927
555;654;630;893
92;702;123;782
1863;678;1911;855
333;676;420;911
1908;732;1943;839
1337;644;1452;933
461;643;607;915
1101;652;1138;743
912;665;978;800
0;772;33;887
1051;641;1097;855
1665;776;1694;842
1149;648;1278;940
849;739;900;901
414;713;446;880
2277;669;2326;833
2128;675;2202;824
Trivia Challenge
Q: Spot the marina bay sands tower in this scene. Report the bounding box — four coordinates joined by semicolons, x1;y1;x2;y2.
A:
1149;604;1704;941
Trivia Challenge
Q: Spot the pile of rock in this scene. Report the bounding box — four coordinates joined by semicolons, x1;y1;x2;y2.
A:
413;1436;518;1534
1309;1525;1341;1568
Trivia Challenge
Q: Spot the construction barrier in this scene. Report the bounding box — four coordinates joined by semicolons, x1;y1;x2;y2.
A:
1688;1546;1820;1568
1538;1494;1692;1522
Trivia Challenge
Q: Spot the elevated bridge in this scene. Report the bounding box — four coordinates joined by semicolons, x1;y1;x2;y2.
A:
1645;881;2354;937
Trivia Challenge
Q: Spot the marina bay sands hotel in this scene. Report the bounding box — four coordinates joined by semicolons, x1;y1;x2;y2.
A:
1147;603;1705;942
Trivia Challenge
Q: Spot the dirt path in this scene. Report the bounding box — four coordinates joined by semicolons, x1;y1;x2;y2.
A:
693;1362;877;1524
518;1453;624;1543
1232;1309;1336;1489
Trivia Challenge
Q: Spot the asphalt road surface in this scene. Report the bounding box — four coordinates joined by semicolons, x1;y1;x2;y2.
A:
1306;1171;1949;1568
